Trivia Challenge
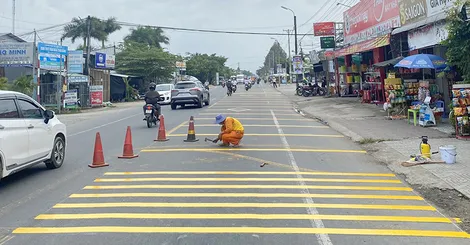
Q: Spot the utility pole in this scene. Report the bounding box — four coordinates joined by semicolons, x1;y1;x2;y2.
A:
294;16;298;55
85;16;91;76
32;29;37;100
12;0;15;34
57;38;64;114
283;29;292;79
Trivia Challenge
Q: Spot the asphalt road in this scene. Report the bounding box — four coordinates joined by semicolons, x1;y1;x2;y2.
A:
1;83;469;245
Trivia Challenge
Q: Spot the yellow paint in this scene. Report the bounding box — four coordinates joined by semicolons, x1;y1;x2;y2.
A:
95;177;400;183
34;213;460;223
104;171;395;177
84;185;410;191
12;226;470;238
166;121;187;135
189;124;329;128
53;202;436;211
70;192;422;200
141;148;367;154
168;133;343;138
196;118;310;121
187;130;195;135
199;113;300;116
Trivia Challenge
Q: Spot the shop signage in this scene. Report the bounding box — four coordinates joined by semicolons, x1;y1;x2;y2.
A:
344;0;400;45
67;50;83;74
314;22;335;36
90;85;103;105
292;55;303;74
39;53;65;71
320;36;336;49
68;74;89;83
335;34;390;57
408;21;448;50
400;0;428;25
95;52;106;68
176;61;186;68
106;54;115;69
427;0;455;17
37;42;68;56
0;42;34;67
64;90;78;109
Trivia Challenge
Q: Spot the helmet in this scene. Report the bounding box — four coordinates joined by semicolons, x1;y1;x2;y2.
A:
149;82;156;90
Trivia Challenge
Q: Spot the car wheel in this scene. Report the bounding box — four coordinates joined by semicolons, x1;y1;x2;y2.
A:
197;98;203;108
204;95;210;105
45;136;65;169
171;103;177;110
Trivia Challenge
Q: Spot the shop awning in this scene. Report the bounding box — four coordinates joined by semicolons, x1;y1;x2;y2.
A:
373;56;404;67
391;12;446;35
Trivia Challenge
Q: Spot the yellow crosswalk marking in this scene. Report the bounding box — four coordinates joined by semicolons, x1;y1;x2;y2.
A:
69;192;423;200
188;124;329;128
34;213;460;223
53;202;436;211
167;134;344;138
141;148;367;154
95;177;400;183
196;118;310;121
84;185;411;191
12;227;470;238
104;171;395;177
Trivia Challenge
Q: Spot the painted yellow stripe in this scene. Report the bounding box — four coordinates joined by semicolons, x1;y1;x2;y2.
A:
12;226;470;238
84;185;411;191
199;113;299;116
141;148;367;154
196;118;310;121
168;134;343;138
191;124;329;128
104;171;395;177
70;193;422;200
94;177;400;183
187;130;195;134
53;202;436;211
34;213;460;223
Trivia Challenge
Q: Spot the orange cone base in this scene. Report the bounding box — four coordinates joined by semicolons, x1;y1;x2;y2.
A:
118;154;139;159
154;138;170;142
88;163;109;168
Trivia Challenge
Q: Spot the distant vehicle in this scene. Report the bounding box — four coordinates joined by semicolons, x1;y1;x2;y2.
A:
236;74;244;84
0;90;67;180
155;83;175;105
170;81;210;110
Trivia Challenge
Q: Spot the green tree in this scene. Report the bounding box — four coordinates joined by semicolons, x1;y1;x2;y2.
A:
257;41;288;76
10;75;34;95
0;77;8;90
116;41;175;82
124;26;169;48
62;17;121;49
101;17;122;48
186;53;229;83
443;0;470;81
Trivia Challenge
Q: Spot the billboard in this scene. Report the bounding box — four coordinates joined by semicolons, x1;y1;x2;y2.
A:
314;22;336;36
343;0;400;45
37;42;68;56
67;50;83;74
0;42;34;67
320;37;336;49
399;0;456;26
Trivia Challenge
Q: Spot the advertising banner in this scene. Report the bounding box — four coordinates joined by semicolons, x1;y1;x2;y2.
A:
68;50;83;74
68;74;89;83
38;42;68;56
105;54;115;69
427;0;456;17
292;56;303;74
90;85;103;105
95;52;106;68
0;42;34;67
39;53;65;71
64;90;78;109
343;0;400;44
314;22;335;36
408;21;448;50
335;34;390;57
399;0;456;26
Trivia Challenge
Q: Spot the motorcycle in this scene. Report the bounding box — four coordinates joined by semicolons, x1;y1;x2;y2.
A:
221;82;225;88
245;83;250;91
227;86;233;96
232;84;237;93
143;97;164;128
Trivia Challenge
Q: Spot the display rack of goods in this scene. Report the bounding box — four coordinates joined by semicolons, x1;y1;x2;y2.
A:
385;78;406;104
404;80;419;101
351;64;359;73
418;80;431;102
452;84;470;138
339;66;347;73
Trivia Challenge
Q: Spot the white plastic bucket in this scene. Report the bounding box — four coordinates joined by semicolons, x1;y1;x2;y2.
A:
439;145;457;164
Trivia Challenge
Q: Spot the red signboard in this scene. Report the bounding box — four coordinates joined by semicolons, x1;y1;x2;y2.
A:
343;0;400;45
90;85;103;106
313;22;335;36
335;34;390;57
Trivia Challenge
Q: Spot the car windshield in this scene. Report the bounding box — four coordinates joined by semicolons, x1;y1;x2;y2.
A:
175;82;196;89
156;85;171;91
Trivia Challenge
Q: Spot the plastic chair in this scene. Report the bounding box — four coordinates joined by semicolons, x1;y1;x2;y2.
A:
408;109;419;126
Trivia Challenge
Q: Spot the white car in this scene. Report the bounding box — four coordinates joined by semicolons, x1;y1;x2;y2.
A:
0;90;67;180
156;84;175;105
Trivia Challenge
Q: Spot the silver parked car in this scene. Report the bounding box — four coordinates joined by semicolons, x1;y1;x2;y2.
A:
170;81;210;110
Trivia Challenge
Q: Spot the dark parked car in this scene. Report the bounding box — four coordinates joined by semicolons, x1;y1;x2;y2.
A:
170;81;210;110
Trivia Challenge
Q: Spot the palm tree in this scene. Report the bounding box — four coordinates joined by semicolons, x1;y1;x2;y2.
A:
100;17;122;48
62;17;111;50
124;26;169;48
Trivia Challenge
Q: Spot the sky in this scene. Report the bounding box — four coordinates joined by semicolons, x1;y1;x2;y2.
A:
0;0;355;72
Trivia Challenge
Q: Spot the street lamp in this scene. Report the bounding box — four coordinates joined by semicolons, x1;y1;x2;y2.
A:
281;6;297;55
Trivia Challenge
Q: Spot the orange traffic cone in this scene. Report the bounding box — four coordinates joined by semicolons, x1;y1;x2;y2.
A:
89;132;109;168
118;126;138;159
155;115;170;142
184;116;199;142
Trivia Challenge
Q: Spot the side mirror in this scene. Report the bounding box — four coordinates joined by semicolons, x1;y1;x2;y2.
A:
44;110;54;124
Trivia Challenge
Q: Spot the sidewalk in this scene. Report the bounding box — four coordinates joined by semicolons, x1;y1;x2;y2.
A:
277;83;470;197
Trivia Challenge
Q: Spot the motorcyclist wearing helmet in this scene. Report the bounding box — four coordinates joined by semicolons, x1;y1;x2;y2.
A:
143;82;161;120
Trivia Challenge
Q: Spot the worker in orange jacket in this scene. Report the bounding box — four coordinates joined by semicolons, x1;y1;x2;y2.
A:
213;114;244;146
